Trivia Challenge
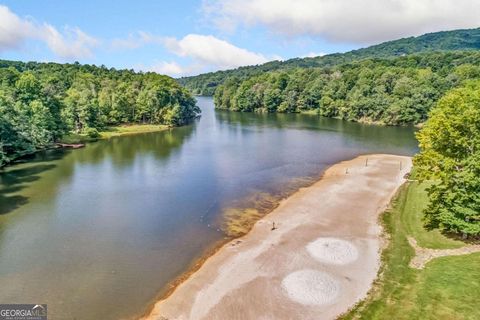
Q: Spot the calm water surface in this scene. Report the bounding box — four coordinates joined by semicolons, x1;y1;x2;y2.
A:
0;97;417;319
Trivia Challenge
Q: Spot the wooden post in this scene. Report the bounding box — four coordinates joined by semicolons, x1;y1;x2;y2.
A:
365;158;368;167
400;161;402;171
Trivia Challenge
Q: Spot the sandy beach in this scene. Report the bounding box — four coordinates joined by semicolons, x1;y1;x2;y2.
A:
143;154;412;320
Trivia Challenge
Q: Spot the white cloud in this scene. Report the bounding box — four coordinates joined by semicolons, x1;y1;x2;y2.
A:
41;25;98;59
0;5;35;50
127;33;277;76
164;34;270;69
301;52;326;58
114;32;281;76
0;5;98;59
203;0;480;44
271;54;284;61
150;61;185;75
147;61;202;76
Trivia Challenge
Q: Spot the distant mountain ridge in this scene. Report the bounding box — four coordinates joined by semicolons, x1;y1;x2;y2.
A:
179;27;480;95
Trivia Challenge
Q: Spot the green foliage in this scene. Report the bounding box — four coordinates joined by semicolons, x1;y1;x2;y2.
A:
414;81;480;236
0;60;199;166
181;27;480;95
214;51;480;125
84;127;100;139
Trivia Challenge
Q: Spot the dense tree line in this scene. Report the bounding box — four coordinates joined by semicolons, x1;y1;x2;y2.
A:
414;81;480;237
180;28;480;95
0;60;199;166
213;51;480;125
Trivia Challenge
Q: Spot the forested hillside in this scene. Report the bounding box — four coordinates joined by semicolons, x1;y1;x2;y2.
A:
214;51;480;125
180;28;480;95
0;60;199;166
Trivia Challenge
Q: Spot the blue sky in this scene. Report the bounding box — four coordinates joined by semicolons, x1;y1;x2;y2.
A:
0;0;478;76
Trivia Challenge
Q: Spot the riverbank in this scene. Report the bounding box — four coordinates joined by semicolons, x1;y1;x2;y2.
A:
142;154;412;320
59;124;170;144
0;124;171;168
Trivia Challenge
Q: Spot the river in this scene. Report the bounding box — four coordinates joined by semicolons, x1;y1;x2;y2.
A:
0;97;417;319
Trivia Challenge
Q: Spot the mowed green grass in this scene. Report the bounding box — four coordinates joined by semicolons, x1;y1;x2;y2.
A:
99;124;169;139
341;181;480;320
401;180;464;249
59;124;169;144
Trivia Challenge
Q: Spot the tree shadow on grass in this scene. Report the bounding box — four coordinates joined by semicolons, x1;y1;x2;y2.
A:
441;230;480;244
0;164;57;215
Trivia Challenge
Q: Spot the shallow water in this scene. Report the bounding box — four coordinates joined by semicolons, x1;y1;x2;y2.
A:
0;97;417;319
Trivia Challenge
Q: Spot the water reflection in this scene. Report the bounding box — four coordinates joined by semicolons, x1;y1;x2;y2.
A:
74;125;196;168
215;109;417;152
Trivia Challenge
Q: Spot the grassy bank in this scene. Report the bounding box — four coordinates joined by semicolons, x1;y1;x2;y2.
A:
341;180;480;320
58;124;169;144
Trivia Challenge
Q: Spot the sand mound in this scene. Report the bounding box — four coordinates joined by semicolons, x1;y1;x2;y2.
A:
281;269;340;306
306;237;358;265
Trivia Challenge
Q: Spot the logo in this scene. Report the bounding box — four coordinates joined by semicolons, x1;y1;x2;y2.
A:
0;304;47;320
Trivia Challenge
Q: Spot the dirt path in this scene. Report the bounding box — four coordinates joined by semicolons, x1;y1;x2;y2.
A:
142;154;412;320
408;237;480;269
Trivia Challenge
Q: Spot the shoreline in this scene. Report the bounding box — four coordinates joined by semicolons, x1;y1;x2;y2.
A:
141;154;412;320
59;124;171;144
139;179;321;318
139;174;323;319
1;124;171;169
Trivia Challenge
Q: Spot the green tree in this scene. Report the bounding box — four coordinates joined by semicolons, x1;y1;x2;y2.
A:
0;58;196;166
414;81;480;236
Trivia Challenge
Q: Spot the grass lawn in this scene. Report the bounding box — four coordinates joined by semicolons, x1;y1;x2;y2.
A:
401;180;464;249
99;124;169;138
58;124;169;144
341;181;480;320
